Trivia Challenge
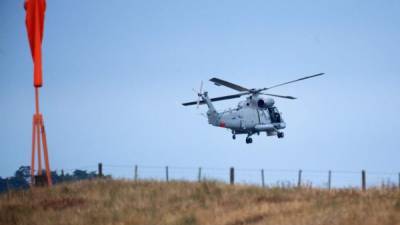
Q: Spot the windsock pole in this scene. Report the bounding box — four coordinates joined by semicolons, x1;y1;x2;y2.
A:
31;87;52;186
25;0;52;187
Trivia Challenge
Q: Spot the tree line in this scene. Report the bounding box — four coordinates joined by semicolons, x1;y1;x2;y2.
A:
0;166;98;193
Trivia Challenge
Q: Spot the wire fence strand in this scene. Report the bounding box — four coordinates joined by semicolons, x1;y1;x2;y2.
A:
47;163;400;189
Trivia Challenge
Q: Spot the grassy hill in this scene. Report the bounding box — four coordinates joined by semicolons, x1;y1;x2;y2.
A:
1;179;400;225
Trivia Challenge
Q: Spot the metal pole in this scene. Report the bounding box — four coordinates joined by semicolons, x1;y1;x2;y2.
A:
34;88;42;176
40;120;52;186
35;88;40;114
31;117;36;186
36;119;42;175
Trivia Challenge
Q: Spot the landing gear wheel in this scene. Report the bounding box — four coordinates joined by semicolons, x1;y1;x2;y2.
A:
245;137;253;144
277;132;284;139
232;135;236;140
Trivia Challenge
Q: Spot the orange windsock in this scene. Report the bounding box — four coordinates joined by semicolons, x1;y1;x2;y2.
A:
25;0;46;88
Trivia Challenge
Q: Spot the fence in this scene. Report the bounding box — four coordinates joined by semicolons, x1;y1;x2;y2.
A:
54;163;400;191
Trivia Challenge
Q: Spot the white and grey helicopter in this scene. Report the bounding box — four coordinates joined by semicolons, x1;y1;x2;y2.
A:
182;73;324;144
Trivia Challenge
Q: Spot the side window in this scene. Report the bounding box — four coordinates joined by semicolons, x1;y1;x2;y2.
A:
274;108;281;122
268;107;280;123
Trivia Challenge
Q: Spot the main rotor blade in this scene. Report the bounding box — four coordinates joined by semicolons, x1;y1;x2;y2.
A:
210;77;249;92
182;93;246;106
260;93;297;100
209;93;244;102
262;73;324;91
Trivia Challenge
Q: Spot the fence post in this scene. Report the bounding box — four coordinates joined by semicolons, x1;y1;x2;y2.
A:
6;178;10;192
297;169;302;188
398;173;400;189
98;163;103;177
230;167;235;185
6;178;11;199
166;166;169;182
198;167;202;182
328;170;332;190
134;165;138;181
361;170;366;191
61;169;65;182
261;169;265;188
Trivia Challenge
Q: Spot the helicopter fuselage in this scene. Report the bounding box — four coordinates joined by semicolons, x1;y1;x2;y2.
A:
205;94;286;140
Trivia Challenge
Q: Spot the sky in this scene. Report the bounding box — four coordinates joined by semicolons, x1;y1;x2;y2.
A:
1;0;400;187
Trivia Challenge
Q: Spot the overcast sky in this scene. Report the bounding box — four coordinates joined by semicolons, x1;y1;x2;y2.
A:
1;0;400;186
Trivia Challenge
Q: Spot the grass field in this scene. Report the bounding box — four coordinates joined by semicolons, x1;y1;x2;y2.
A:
1;179;400;225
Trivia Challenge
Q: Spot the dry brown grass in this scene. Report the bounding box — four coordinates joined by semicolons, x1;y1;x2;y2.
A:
1;179;400;225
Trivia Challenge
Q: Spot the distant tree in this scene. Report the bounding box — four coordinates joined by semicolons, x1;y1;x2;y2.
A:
48;171;59;184
7;166;30;190
0;177;7;193
14;166;31;181
0;166;101;193
73;170;97;180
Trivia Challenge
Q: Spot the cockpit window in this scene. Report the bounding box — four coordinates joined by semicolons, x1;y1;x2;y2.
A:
268;107;282;123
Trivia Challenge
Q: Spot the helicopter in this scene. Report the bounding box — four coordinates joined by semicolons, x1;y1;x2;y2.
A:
182;73;324;144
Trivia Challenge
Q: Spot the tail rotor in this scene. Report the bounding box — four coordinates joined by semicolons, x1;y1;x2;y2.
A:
192;81;203;109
